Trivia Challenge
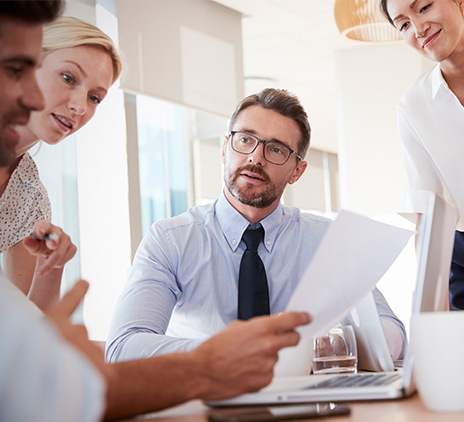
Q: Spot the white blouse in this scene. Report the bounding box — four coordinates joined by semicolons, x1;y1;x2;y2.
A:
0;152;52;253
397;64;464;230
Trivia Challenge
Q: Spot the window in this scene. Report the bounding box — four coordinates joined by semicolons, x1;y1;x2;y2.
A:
136;95;189;231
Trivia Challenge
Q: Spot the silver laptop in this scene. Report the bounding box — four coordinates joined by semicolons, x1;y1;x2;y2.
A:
208;193;456;407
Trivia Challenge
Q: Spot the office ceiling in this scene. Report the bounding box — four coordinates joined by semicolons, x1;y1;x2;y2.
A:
212;0;368;154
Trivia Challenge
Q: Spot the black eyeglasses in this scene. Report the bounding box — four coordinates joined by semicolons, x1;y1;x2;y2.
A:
229;131;302;165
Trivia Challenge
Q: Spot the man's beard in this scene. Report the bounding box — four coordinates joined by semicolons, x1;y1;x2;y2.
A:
0;110;29;167
0;116;24;167
0;137;17;167
224;164;284;209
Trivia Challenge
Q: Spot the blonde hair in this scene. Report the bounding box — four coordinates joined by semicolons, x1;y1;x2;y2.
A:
42;16;122;84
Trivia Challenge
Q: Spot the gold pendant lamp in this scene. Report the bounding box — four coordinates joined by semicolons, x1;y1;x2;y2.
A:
334;0;402;43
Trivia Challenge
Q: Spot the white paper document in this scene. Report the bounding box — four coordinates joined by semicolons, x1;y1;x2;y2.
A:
285;210;414;338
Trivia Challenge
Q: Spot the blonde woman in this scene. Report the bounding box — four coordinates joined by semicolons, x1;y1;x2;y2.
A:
0;16;122;310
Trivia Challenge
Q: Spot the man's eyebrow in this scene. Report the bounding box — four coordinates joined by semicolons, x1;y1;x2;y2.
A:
393;0;418;22
239;128;290;148
2;56;37;67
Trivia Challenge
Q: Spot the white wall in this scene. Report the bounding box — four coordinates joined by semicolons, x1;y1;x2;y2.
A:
336;43;435;334
337;42;423;216
116;0;244;119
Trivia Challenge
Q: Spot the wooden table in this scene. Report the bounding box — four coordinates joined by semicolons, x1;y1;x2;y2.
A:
117;393;464;421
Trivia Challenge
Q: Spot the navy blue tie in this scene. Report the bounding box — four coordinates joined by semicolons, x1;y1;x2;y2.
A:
237;226;270;320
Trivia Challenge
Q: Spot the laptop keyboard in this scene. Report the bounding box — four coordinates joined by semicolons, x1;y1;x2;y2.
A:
305;373;402;389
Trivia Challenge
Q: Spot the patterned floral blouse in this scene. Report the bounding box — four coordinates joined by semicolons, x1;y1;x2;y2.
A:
0;152;52;253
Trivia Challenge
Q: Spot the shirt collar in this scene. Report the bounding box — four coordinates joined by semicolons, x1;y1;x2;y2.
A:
215;191;283;253
431;64;448;99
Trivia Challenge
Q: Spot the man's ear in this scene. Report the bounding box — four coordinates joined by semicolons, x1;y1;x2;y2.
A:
288;160;307;185
221;135;228;164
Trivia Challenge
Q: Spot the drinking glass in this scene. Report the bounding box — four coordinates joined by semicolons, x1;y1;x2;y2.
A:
312;325;357;375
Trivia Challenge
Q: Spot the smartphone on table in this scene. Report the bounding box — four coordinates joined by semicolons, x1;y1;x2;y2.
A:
207;403;350;422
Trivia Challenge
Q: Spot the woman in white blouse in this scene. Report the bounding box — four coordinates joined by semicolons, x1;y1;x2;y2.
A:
380;0;464;308
0;16;122;310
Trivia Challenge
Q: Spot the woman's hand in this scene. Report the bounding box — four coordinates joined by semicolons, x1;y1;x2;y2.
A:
23;220;77;276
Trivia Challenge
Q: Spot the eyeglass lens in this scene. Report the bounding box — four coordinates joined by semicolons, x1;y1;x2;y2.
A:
232;132;290;165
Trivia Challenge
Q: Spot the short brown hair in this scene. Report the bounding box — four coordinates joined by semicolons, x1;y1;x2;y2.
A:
0;0;62;25
228;88;311;159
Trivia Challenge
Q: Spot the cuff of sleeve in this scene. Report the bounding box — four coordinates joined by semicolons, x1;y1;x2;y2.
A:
397;190;436;225
380;317;406;361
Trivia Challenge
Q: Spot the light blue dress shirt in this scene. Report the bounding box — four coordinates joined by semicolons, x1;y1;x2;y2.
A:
106;192;406;362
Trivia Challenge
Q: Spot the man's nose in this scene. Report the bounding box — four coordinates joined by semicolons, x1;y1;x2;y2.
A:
21;74;45;111
247;141;266;165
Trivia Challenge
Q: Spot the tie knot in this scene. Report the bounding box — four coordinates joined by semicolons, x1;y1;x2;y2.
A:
242;227;264;251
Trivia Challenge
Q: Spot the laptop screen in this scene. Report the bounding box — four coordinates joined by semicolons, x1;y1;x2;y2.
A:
412;192;457;314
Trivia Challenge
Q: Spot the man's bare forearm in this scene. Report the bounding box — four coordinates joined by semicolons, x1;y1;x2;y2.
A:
103;352;207;420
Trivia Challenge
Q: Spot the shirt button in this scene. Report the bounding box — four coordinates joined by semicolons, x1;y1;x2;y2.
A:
267;240;271;245
232;240;237;245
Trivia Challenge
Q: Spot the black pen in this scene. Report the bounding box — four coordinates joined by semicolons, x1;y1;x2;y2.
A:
31;232;58;242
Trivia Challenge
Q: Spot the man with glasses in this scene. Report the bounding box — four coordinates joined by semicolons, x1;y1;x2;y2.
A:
107;88;406;363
